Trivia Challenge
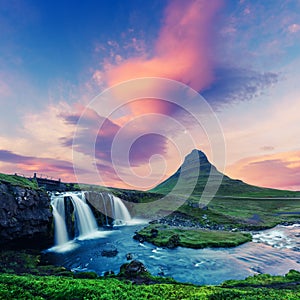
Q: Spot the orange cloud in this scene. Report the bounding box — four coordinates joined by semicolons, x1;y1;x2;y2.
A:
226;151;300;191
100;0;222;92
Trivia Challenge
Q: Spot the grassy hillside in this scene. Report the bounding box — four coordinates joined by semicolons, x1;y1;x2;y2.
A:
0;173;38;189
127;150;300;233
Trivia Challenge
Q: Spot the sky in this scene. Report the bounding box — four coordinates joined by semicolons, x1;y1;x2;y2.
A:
0;0;300;191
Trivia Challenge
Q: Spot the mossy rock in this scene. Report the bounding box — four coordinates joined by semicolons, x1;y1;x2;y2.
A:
166;234;180;249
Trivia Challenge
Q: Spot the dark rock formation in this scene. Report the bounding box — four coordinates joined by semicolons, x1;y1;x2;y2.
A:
133;232;145;243
101;243;118;257
166;234;180;249
120;260;148;277
0;182;53;249
64;196;75;239
126;253;133;260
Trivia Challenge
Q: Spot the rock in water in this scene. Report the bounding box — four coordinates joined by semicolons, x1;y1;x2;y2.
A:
126;253;133;260
101;243;118;257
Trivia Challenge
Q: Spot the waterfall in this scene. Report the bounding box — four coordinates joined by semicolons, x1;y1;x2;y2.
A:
96;193;131;226
51;195;69;246
109;194;131;225
67;194;98;237
51;193;98;246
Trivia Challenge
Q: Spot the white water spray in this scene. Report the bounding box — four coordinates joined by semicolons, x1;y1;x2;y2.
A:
67;194;98;237
98;193;131;226
51;193;98;246
51;195;69;246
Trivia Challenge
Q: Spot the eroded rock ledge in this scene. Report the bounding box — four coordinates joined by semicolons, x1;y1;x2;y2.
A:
0;182;53;249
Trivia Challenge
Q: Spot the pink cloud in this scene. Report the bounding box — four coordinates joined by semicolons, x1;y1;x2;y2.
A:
0;149;86;182
226;151;300;191
288;23;300;33
99;0;223;92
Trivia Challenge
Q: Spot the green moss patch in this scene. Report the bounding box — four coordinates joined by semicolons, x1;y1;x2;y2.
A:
137;224;252;249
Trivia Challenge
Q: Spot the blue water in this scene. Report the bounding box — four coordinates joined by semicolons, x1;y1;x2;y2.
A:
47;223;300;285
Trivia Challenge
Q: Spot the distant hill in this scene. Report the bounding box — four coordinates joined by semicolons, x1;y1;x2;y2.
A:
151;149;299;198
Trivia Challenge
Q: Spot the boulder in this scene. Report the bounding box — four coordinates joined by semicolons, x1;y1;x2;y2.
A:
133;232;145;243
101;244;118;257
126;253;133;260
120;260;147;277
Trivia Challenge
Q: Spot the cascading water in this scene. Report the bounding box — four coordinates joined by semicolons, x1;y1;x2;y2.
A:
51;195;69;246
98;193;131;226
51;193;98;246
51;191;131;248
110;194;131;225
68;194;98;237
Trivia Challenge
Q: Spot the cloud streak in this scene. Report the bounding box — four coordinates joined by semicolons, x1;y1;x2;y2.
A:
202;66;279;106
98;0;223;92
227;151;300;191
0;149;86;180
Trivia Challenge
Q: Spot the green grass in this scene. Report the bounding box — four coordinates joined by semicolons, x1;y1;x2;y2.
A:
0;173;38;189
137;224;252;249
222;269;300;288
179;197;300;230
0;271;299;300
0;250;73;276
0;249;300;299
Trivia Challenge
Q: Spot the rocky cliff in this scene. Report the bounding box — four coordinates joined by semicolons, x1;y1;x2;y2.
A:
0;181;53;249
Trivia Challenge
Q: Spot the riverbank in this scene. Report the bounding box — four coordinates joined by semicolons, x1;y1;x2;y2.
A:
0;250;299;299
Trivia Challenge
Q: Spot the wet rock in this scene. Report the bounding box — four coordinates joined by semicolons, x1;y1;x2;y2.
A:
120;260;147;277
133;232;145;243
126;253;133;260
101;244;118;257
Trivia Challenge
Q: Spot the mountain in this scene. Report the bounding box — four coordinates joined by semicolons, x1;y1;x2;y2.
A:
151;149;299;198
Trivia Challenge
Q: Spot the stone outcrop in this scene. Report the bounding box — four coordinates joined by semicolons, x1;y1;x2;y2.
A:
0;182;53;249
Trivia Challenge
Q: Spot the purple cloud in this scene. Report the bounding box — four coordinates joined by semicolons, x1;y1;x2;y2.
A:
0;149;86;176
202;66;279;107
60;111;169;169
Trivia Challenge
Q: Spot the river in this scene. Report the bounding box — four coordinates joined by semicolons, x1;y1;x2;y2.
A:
47;219;300;285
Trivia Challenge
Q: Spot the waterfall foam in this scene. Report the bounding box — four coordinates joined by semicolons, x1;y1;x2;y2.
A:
51;191;131;250
66;193;98;237
98;193;131;226
110;194;131;225
51;195;69;246
51;193;98;246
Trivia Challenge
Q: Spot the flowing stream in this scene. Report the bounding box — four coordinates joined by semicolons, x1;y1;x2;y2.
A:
48;192;300;285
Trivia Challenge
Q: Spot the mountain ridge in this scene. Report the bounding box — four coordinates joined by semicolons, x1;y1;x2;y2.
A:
151;149;299;197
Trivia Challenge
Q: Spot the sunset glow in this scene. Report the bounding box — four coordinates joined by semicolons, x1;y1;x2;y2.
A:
0;0;299;190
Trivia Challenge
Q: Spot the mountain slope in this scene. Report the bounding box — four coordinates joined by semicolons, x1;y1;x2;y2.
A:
151;149;299;198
